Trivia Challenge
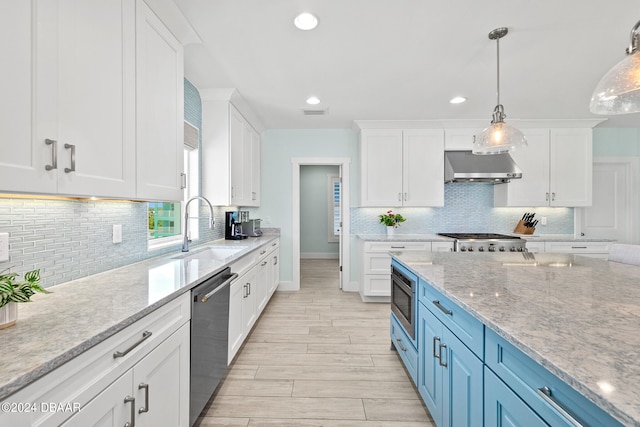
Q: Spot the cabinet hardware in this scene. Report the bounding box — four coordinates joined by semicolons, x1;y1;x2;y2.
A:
571;246;588;249
63;143;75;173
398;193;402;201
395;338;407;352
433;336;441;359
45;139;57;171
432;300;453;316
246;283;251;296
138;383;149;414
261;261;268;266
274;256;278;265
272;242;277;246
260;250;267;255
546;192;549;201
404;192;408;201
391;246;405;249
438;343;448;367
124;396;136;427
113;331;152;358
202;273;238;302
536;386;584;427
252;191;256;200
552;192;556;201
243;284;248;298
180;173;187;189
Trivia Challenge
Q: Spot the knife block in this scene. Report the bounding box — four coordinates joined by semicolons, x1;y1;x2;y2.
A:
513;220;535;235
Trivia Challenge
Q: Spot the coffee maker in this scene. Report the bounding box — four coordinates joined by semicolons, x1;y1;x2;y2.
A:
225;211;249;240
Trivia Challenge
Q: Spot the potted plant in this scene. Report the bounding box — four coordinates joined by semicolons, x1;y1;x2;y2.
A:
378;210;406;235
0;268;50;329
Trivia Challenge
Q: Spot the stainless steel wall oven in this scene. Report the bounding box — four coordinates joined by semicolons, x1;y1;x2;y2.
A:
391;265;416;340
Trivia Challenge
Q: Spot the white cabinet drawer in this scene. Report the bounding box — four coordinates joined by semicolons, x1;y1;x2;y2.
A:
1;293;191;427
431;242;454;252
363;275;391;297
525;241;546;253
364;241;430;252
364;252;393;274
544;241;611;254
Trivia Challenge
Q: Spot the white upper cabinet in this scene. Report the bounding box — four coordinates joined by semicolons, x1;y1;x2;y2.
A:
202;99;261;207
360;129;444;207
495;128;593;207
1;0;184;201
135;0;184;202
444;128;481;151
1;0;137;198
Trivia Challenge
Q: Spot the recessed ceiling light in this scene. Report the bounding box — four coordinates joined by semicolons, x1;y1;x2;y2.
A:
450;96;467;104
306;96;321;105
294;12;318;30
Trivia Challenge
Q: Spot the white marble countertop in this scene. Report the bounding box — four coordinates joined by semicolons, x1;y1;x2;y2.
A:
357;233;453;242
0;235;279;400
393;251;639;426
509;233;614;242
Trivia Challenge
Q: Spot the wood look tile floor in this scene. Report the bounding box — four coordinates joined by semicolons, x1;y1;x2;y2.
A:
198;259;434;427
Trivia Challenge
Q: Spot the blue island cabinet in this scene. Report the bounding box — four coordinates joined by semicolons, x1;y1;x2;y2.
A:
417;299;483;427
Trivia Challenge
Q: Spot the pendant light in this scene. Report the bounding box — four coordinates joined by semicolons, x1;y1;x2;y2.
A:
590;19;640;115
473;27;527;155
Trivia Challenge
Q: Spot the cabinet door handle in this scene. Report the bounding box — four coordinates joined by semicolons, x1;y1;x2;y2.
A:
395;338;407;352
398;192;402;201
404;192;408;201
432;300;453;316
247;283;251;296
243;284;247;298
438;343;448;367
45;139;57;170
124;396;136;427
433;336;441;359
546;192;549;201
113;331;152;358
252;191;256;200
536;386;584;427
180;173;187;189
552;192;556;201
63;143;75;173
261;261;268;266
273;256;278;265
138;383;149;414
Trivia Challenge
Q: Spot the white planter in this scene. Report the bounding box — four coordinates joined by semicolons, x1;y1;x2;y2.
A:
386;226;395;236
0;302;17;329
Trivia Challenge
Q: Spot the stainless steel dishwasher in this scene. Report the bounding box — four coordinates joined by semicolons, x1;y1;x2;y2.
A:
190;267;237;426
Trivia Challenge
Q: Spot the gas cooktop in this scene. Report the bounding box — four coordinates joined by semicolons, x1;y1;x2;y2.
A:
437;233;526;252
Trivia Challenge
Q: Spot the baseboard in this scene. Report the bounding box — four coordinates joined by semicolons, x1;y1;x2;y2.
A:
300;252;339;259
275;281;299;291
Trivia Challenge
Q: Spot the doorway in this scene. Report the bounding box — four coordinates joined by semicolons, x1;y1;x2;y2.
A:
292;158;351;291
576;157;639;243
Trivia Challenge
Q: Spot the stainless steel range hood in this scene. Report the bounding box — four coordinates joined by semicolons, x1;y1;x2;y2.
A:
444;151;522;183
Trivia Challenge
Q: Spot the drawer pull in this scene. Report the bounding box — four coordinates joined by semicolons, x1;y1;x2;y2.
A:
124;396;136;427
571;246;587;249
113;331;152;358
433;336;441;359
390;246;406;249
138;383;149;414
432;300;453;316
395;338;407;352
536;386;584;427
438;343;448;367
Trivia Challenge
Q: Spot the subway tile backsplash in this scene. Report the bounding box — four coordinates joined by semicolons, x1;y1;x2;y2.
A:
0;198;226;288
351;183;574;235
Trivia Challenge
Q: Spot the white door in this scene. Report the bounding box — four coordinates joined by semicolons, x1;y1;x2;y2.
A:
403;129;444;207
360;129;403;206
576;158;638;243
338;167;344;289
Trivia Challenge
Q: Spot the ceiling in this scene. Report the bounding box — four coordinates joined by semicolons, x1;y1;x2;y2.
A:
174;0;640;130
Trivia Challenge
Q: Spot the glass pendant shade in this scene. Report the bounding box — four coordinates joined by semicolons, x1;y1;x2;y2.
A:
473;117;527;155
590;50;640;114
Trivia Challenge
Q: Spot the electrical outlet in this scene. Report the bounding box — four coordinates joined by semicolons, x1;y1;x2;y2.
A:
0;232;8;262
112;225;122;244
541;216;548;226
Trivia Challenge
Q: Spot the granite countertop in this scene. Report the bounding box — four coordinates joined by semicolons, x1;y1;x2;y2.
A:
0;235;279;400
393;251;639;426
357;233;453;242
510;233;615;242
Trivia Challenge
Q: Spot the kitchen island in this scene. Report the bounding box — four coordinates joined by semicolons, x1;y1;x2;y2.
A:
392;251;639;426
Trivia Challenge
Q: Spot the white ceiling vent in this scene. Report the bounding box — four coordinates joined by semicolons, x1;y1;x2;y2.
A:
302;108;328;116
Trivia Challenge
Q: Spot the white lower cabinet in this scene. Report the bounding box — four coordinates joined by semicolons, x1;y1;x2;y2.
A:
0;294;191;427
359;240;453;300
228;239;280;364
63;323;190;427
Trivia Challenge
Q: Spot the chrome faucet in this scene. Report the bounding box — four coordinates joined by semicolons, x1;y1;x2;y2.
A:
182;196;215;252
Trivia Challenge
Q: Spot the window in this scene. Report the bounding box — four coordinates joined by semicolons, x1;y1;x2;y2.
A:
328;175;341;242
148;121;199;249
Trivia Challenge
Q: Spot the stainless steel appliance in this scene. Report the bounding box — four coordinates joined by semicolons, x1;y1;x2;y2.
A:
437;233;526;253
243;219;263;237
225;211;248;240
190;267;238;426
391;264;416;340
444;151;522;183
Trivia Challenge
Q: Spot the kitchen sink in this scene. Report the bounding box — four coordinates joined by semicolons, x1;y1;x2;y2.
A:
172;246;247;261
